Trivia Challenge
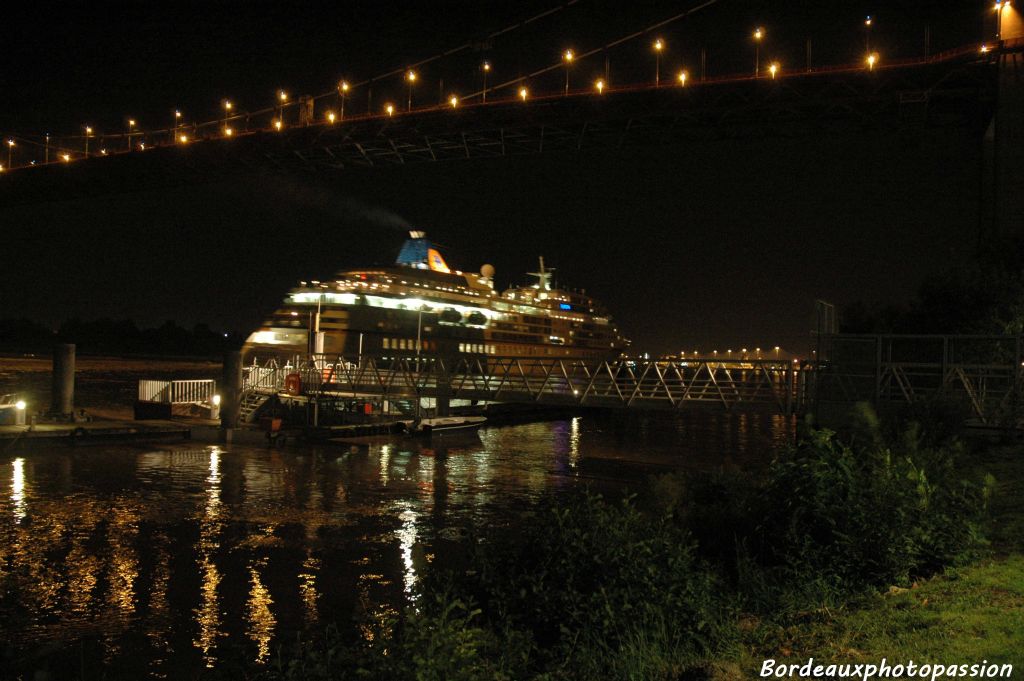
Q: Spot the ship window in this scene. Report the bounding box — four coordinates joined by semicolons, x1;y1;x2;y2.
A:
458;343;465;353
383;338;391;349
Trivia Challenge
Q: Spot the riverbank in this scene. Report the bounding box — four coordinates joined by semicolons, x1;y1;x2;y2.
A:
732;444;1023;676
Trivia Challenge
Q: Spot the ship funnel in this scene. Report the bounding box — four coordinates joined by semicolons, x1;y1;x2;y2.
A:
479;264;496;289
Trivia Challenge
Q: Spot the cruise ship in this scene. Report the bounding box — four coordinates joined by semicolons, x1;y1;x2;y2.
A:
242;231;628;363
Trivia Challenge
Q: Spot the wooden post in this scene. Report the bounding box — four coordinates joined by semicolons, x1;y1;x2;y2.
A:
51;343;75;417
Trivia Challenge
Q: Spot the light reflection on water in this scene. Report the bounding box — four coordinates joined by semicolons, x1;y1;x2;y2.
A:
0;412;791;678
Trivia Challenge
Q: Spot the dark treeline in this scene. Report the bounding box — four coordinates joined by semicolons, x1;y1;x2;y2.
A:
0;317;244;357
841;235;1024;335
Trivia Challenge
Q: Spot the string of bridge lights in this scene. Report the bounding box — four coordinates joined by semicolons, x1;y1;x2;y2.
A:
0;0;1013;173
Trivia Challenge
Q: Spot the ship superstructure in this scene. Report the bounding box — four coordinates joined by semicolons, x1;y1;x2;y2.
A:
243;231;628;362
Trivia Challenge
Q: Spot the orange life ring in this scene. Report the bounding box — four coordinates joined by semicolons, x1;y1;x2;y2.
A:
285;373;302;395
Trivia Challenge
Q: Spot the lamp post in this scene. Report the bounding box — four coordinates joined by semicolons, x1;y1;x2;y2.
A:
653;38;664;86
563;49;574;95
406;70;417;110
678;70;688;86
126;119;136;151
83;126;92;157
769;62;779;79
481;61;491;102
6;139;13;168
173;110;182;144
519;86;528;101
865;16;873;52
753;27;764;77
278;90;288;123
595;79;605;94
338;81;349;120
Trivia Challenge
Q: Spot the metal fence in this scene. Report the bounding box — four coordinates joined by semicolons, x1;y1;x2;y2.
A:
812;334;1023;424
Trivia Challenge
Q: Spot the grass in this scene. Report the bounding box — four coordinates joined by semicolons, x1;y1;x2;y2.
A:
734;443;1024;675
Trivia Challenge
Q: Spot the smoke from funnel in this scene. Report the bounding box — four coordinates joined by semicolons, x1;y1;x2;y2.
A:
255;174;411;231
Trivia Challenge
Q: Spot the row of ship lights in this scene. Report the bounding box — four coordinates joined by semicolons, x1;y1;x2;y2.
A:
6;6;1012;172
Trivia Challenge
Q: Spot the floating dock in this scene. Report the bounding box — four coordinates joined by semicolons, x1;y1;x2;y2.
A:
0;419;192;448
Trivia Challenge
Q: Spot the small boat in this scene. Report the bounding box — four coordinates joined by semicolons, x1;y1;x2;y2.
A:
411;416;487;436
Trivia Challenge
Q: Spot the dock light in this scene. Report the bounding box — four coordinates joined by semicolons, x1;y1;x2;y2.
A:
563;49;574;63
179;134;188;143
866;52;878;70
595;78;605;94
223;100;232;111
128;119;136;127
339;80;350;92
278;90;288;102
405;70;417;110
61;153;70;162
139;143;145;150
100;149;107;155
273;118;282;130
85;126;92;134
481;61;492;102
175;110;182;118
327;111;336;123
385;103;395;116
754;27;764;40
211;394;221;406
519;86;528;101
0;164;4;172
449;94;459;107
981;44;990;52
769;62;779;79
677;70;688;85
224;127;233;136
15;400;25;410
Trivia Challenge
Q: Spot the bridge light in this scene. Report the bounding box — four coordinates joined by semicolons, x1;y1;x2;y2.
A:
84;126;92;134
224;127;233;136
278;90;288;102
273;118;282;130
211;394;221;406
482;61;491;72
754;27;764;40
753;27;764;77
519;86;528;101
15;400;25;410
62;153;70;162
768;62;779;79
677;70;688;85
653;38;663;51
179;134;188;143
866;52;878;70
385;103;395;116
223;100;232;111
339;81;350;92
406;70;417;110
449;94;459;107
327;111;336;123
865;15;872;26
981;43;990;53
595;79;605;94
100;149;107;155
563;49;574;63
175;110;182;118
139;143;145;150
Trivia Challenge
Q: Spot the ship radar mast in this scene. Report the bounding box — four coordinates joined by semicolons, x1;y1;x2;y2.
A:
528;256;554;291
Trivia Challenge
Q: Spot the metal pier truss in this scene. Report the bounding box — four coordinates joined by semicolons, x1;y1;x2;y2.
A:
243;355;803;413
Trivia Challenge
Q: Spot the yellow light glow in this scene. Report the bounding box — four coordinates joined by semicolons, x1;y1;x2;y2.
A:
100;149;107;155
212;394;221;406
769;62;779;78
179;134;188;143
224;127;233;136
85;126;92;134
677;70;688;85
754;27;764;40
273;119;282;130
224;100;232;110
654;38;664;51
482;61;491;71
406;70;417;82
175;110;182;118
340;80;350;92
449;95;458;107
865;16;873;26
6;139;13;147
386;103;395;116
867;52;878;69
128;119;136;127
139;143;145;150
279;90;288;102
15;400;25;410
519;86;528;101
981;44;990;53
327;111;336;123
595;79;605;93
563;49;574;63
0;164;4;172
62;153;70;162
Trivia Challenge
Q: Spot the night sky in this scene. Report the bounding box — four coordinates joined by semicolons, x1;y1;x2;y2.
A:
1;1;995;355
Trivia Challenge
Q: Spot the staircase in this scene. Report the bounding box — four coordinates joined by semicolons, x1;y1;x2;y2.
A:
388;398;419;416
239;391;273;423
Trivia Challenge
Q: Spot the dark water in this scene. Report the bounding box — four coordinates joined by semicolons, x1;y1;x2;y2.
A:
0;412;792;679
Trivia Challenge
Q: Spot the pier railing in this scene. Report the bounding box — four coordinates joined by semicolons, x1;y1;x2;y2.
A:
243;355;803;413
138;379;217;404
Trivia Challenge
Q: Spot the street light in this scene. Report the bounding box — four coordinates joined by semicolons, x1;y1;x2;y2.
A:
179;134;188;143
174;109;182;143
83;125;92;156
224;126;233;137
273;118;282;131
62;153;70;162
595;79;605;94
753;27;764;77
481;61;491;102
562;49;574;95
768;62;779;79
653;38;664;87
327;111;336;123
865;16;873;52
126;119;136;151
449;94;459;108
406;70;417;110
866;52;878;70
386;103;395;116
519;86;528;101
677;70;688;86
338;80;349;120
7;139;14;168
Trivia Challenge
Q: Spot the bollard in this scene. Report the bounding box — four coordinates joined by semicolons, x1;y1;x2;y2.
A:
51;344;76;417
220;351;242;430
